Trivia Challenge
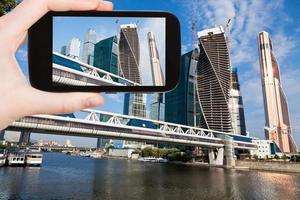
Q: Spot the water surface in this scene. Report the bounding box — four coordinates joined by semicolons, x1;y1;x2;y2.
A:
0;153;299;200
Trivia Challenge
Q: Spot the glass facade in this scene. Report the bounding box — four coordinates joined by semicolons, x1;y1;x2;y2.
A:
82;29;97;65
94;36;119;76
150;93;165;121
123;93;147;118
229;68;247;135
165;50;202;126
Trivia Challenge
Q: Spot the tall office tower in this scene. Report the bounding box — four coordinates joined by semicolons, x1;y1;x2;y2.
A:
82;29;97;65
258;31;297;153
197;26;232;132
119;24;141;83
165;49;202;126
66;38;81;60
60;45;67;56
229;68;247;135
148;32;165;86
94;36;119;75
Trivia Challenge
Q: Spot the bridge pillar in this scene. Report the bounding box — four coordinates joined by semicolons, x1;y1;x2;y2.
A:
224;136;235;168
208;148;224;166
19;131;31;145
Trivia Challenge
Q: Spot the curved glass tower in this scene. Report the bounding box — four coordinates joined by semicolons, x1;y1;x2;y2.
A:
258;31;297;153
197;26;232;132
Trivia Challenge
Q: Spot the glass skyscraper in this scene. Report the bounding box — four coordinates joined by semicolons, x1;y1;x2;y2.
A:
94;35;119;76
165;50;202;126
82;29;97;65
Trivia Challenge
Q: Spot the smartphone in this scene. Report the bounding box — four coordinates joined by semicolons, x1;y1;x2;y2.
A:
28;11;181;92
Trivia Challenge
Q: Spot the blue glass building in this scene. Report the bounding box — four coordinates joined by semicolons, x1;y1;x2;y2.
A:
165;50;202;126
93;36;119;76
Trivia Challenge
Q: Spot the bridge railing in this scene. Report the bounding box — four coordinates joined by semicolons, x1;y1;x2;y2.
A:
53;52;140;86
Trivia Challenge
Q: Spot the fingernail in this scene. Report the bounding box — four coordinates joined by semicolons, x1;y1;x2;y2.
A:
86;96;103;108
101;1;113;9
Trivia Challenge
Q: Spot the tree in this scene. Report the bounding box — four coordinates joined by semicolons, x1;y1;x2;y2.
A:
0;0;18;16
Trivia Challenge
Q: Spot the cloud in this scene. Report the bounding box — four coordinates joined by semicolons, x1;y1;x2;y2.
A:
181;0;286;66
272;33;297;64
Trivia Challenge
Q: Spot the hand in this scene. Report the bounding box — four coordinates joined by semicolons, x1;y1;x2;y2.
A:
0;0;113;129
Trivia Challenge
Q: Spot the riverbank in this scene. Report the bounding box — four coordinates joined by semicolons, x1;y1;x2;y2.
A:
236;160;300;173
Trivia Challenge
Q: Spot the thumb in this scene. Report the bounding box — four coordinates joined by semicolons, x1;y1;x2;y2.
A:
27;89;104;116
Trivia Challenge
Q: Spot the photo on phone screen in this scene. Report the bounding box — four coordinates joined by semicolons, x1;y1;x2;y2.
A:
52;17;166;87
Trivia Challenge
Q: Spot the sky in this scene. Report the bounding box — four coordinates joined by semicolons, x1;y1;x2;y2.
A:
53;16;166;85
16;0;300;148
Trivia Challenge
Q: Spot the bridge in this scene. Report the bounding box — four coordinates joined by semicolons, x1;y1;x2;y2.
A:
52;52;140;86
2;53;257;166
4;109;257;166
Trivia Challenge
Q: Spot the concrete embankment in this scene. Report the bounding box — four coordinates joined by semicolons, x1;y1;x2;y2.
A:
236;160;300;173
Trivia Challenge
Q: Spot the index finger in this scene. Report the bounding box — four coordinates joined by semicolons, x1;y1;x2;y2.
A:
0;0;113;39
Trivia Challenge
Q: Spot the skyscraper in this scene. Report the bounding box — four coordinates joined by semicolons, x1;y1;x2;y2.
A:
66;38;81;60
119;24;141;83
165;49;202;126
258;31;297;153
197;26;232;132
148;31;165;86
60;45;67;56
229;68;247;135
94;35;119;76
82;29;97;65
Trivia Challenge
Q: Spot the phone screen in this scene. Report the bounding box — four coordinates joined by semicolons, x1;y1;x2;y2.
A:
52;17;166;87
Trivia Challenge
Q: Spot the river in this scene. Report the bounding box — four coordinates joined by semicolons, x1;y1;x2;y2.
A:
0;152;299;200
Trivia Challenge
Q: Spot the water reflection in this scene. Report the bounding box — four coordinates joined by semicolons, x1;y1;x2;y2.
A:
0;153;299;200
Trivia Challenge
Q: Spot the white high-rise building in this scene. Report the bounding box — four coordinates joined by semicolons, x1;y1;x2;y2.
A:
148;31;165;86
82;29;97;65
66;38;81;60
258;31;297;153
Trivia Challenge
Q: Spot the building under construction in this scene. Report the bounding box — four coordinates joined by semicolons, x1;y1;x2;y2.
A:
196;26;232;133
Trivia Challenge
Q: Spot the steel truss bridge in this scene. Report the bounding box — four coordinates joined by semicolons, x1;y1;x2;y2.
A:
52;52;140;86
7;109;257;150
